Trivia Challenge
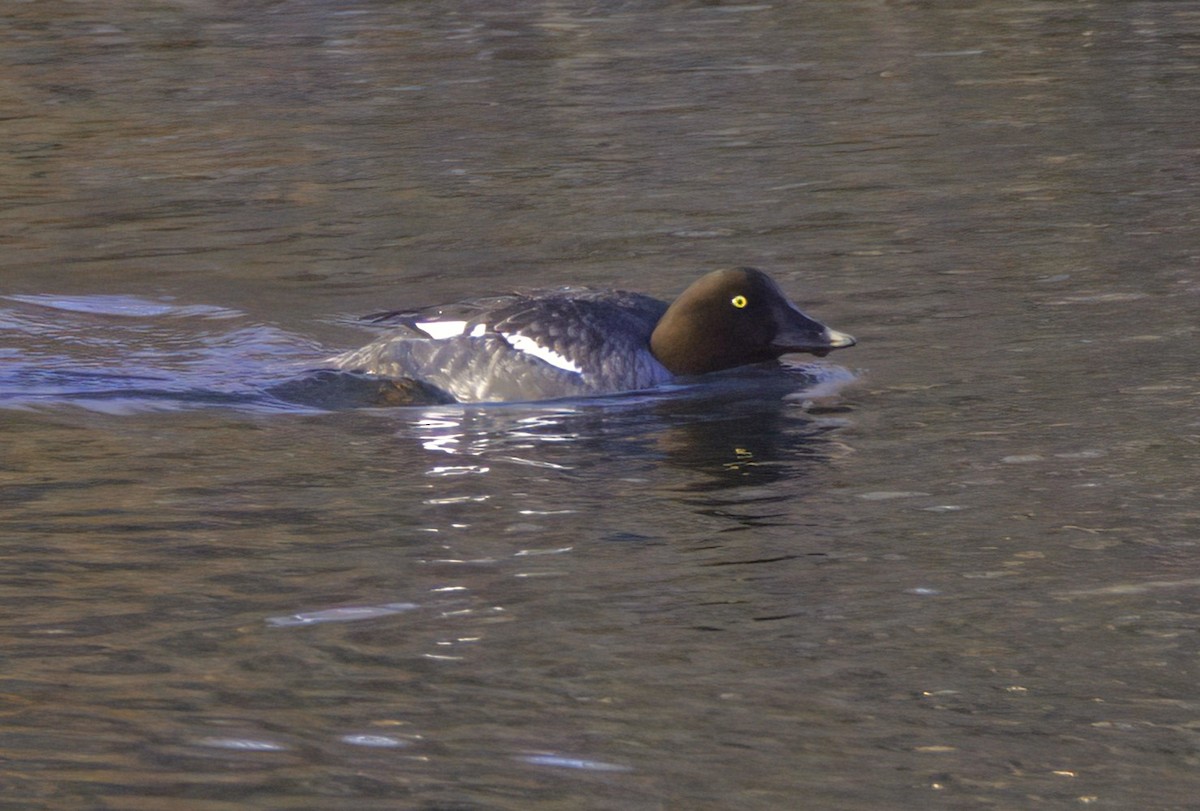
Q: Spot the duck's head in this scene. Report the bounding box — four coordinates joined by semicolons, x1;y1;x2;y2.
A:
649;267;855;376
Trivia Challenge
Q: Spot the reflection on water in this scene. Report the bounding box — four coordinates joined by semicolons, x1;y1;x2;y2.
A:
0;341;855;807
0;284;857;808
3;0;1200;808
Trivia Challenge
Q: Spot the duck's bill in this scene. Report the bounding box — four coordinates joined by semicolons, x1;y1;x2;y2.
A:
768;326;854;357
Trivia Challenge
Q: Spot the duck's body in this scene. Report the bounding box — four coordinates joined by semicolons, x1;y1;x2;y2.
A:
329;267;855;404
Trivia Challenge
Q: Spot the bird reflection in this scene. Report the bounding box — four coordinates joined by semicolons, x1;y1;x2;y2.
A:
388;362;857;498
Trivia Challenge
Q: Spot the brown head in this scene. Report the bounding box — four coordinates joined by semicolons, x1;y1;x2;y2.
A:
649;267;855;376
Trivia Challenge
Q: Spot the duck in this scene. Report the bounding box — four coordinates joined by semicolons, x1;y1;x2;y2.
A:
328;267;855;403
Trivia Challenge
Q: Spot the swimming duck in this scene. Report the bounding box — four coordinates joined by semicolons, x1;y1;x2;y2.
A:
329;267;855;403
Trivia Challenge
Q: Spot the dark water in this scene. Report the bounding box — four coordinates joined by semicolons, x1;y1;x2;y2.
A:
3;1;1199;808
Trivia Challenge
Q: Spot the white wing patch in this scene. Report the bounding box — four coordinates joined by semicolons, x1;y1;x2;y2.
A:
413;320;582;375
415;320;486;339
503;332;583;375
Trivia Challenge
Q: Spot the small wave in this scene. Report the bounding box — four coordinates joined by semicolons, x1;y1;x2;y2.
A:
266;602;420;628
3;294;242;320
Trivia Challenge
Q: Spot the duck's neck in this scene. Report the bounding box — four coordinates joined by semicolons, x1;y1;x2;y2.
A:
650;307;734;376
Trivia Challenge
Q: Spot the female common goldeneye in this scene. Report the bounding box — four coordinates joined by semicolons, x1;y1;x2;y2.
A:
329;267;855;403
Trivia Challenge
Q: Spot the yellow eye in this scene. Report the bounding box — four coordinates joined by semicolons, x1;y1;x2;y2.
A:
731;295;748;309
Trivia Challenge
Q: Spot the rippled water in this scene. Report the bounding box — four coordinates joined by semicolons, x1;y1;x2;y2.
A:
3;1;1199;809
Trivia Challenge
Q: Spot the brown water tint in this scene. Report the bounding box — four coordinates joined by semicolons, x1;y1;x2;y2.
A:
2;1;1199;809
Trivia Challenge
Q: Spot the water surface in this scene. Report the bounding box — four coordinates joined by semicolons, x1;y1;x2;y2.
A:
2;1;1199;809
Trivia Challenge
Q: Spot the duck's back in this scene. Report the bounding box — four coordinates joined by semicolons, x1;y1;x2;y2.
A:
332;288;673;403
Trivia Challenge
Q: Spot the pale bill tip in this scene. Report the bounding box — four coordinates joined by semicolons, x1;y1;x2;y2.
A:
825;328;856;348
